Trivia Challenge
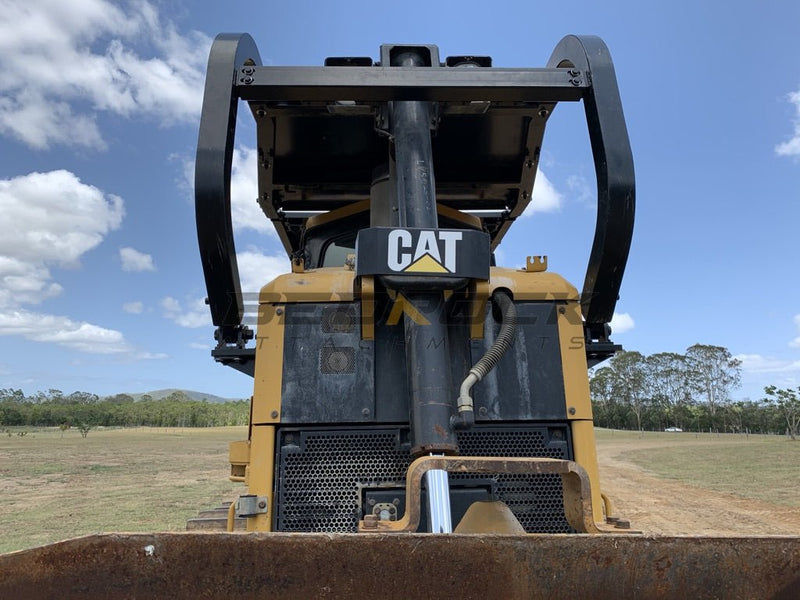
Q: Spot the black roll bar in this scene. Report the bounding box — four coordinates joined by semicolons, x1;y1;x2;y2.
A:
195;34;634;360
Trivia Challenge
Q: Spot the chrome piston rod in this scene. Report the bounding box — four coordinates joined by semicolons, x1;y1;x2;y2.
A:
425;455;452;533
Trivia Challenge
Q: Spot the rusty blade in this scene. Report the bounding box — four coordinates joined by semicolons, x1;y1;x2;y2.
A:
1;533;799;600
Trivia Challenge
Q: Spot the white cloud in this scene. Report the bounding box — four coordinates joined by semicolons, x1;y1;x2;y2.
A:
776;90;800;157
0;309;129;354
0;256;63;306
0;170;157;357
161;251;288;330
0;0;211;149
137;351;169;360
0;170;124;307
180;146;276;236
566;174;593;206
610;312;635;334
120;247;155;272
122;301;144;314
237;251;290;295
790;314;800;348
161;296;210;328
735;353;800;374
231;146;276;235
523;170;562;216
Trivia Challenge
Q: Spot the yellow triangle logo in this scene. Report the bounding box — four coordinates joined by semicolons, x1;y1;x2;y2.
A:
404;253;449;273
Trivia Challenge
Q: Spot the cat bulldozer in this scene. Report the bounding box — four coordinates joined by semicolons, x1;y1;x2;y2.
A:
2;33;799;600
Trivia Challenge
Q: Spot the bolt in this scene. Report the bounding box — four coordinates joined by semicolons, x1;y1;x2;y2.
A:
368;498;376;506
568;406;576;415
558;306;566;314
392;498;400;506
270;410;279;419
362;408;370;418
243;66;254;75
526;160;534;169
276;308;284;315
241;75;254;85
255;108;266;118
362;515;378;528
538;108;549;118
570;78;582;86
258;500;267;509
478;406;488;417
568;69;580;77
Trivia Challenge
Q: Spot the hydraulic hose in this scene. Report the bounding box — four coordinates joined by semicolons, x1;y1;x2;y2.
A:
454;291;517;428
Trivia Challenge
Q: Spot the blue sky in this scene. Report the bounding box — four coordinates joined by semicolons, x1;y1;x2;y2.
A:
1;0;798;401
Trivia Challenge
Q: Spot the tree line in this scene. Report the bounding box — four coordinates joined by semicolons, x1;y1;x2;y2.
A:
4;347;799;439
590;344;800;439
0;389;250;430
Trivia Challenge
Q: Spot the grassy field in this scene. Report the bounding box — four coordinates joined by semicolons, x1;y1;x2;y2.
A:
595;429;800;507
0;426;245;554
1;427;798;554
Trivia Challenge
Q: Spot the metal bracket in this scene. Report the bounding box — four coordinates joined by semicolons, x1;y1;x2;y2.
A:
236;494;268;517
525;255;548;272
358;455;638;534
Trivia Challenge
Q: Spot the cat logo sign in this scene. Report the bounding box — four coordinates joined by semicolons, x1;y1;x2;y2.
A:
387;229;462;273
354;227;490;280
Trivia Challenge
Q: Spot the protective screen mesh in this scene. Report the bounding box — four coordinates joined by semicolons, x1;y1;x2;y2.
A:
275;426;573;533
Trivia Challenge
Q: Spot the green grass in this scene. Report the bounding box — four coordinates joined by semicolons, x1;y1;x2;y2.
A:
0;426;246;554
596;429;800;507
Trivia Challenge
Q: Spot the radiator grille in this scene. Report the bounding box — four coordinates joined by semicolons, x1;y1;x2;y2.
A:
275;427;573;533
455;429;571;533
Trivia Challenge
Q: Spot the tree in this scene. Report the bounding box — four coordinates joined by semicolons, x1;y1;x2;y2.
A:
0;389;26;403
591;351;650;432
646;352;693;428
76;421;94;438
686;344;741;420
590;367;616;427
107;394;135;405
68;391;99;404
764;385;800;441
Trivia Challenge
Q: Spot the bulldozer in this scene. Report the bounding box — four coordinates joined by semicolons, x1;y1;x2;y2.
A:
1;33;799;600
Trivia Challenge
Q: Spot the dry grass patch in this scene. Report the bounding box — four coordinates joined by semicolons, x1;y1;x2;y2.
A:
596;429;800;507
0;426;246;554
4;426;799;554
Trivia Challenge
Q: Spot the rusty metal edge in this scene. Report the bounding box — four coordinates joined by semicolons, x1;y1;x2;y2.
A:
1;533;799;600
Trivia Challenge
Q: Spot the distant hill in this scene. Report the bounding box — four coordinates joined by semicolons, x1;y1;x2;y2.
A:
123;389;245;404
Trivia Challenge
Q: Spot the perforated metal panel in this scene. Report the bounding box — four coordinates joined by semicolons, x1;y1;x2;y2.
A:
319;346;356;374
455;429;572;533
275;426;573;533
321;306;356;333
